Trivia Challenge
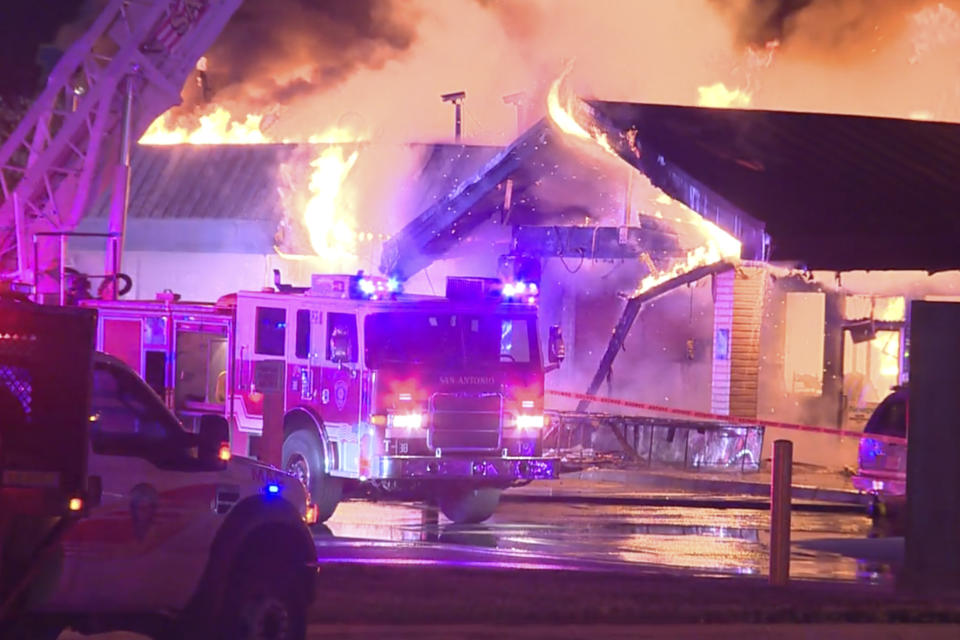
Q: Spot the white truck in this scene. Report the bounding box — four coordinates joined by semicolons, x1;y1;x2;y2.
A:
0;292;317;640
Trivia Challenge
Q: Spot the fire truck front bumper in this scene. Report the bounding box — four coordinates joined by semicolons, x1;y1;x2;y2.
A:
378;455;558;482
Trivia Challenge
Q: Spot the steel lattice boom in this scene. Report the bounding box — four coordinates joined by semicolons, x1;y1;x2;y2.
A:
0;0;242;293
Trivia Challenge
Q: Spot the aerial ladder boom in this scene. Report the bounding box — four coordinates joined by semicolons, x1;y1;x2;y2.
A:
0;0;242;298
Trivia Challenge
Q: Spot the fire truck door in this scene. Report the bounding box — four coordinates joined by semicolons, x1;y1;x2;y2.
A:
174;320;229;431
323;312;361;473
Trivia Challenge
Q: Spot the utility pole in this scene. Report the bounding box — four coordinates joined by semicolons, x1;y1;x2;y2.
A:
441;91;466;142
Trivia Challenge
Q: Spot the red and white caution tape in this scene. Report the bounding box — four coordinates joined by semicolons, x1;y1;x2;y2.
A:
546;389;908;446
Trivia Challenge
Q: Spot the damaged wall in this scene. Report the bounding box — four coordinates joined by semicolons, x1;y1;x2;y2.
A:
757;267;960;470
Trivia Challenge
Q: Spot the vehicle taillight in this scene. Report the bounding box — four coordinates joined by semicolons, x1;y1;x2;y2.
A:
218;443;232;461
68;497;83;512
304;503;320;525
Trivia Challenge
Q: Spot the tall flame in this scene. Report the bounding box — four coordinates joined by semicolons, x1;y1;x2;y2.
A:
302;143;361;259
546;63;616;156
139;107;268;144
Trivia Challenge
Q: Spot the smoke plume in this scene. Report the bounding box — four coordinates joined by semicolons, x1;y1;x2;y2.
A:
194;0;419;109
709;0;948;59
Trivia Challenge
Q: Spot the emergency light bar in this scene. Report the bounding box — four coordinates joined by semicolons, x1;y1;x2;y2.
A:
309;273;400;300
445;276;539;304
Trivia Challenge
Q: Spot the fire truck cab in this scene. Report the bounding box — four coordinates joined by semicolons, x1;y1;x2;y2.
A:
84;273;561;525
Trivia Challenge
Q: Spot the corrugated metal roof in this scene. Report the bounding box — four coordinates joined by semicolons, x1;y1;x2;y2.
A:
88;144;299;220
590;101;960;270
87;142;504;223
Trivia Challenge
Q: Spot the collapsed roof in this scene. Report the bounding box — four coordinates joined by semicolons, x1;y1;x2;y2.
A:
589;101;960;271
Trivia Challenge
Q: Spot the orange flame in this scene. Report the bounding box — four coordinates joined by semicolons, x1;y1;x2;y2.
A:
545;68;741;296
302;142;361;259
697;82;751;108
635;215;741;296
139;106;268;144
546;63;616;156
635;178;740;295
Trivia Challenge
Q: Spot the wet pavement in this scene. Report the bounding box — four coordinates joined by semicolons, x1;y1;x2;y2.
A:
319;489;893;584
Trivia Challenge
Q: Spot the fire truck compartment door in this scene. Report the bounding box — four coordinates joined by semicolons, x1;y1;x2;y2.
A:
321;313;361;474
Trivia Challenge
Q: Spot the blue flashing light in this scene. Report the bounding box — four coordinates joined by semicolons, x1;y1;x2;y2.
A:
501;281;538;302
387;277;401;292
266;483;281;495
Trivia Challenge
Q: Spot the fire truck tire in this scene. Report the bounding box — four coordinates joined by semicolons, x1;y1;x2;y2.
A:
282;429;342;524
438;486;501;524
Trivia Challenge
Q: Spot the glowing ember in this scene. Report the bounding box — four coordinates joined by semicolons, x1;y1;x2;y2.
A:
139;106;268;144
697;82;751;108
546;64;616;156
302;142;360;259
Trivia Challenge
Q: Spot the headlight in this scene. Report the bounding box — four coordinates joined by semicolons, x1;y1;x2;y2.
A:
388;413;424;429
515;414;545;429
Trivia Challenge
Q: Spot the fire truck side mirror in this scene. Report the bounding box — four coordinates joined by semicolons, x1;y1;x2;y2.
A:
548;325;565;365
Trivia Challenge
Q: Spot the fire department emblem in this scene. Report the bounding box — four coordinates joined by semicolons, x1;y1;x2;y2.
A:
334;380;349;411
130;483;158;541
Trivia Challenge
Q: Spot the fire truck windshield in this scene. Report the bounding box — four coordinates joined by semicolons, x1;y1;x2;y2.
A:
364;312;540;369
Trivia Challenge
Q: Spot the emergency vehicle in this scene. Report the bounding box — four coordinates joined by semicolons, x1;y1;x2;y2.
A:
1;290;317;640
83;272;563;524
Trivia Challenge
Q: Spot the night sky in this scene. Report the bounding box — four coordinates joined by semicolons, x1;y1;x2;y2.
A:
0;1;85;102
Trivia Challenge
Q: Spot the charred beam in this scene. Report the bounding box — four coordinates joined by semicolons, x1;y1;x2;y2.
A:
577;261;735;413
511;224;681;260
379;123;550;281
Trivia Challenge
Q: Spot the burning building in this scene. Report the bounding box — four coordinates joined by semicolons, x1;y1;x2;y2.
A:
63;89;960;471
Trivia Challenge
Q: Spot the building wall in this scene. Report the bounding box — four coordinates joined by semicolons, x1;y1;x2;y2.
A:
757;268;960;470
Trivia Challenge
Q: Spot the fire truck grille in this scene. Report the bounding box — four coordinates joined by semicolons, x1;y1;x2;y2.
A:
429;393;502;452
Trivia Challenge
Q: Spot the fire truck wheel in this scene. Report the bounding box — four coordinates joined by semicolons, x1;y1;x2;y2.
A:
438;486;501;524
282;429;342;525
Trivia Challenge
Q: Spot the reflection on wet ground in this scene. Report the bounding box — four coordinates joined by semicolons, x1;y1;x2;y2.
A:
320;498;893;584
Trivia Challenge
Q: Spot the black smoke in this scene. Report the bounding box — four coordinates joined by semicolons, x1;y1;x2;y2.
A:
709;0;944;58
197;0;420;109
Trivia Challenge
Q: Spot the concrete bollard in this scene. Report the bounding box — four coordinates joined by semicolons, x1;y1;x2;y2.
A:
770;439;793;586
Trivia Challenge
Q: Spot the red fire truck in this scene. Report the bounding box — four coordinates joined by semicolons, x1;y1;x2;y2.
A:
82;272;562;525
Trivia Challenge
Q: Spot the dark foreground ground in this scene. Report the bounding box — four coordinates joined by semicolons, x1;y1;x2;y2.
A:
307;563;960;627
